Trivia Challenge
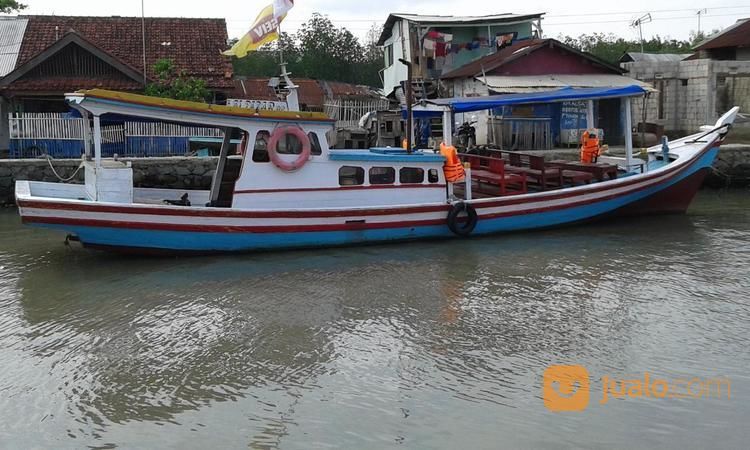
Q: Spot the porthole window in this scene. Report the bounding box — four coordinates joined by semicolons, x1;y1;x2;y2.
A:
252;130;270;162
428;169;439;183
339;166;365;186
400;167;424;184
369;167;395;184
308;132;322;155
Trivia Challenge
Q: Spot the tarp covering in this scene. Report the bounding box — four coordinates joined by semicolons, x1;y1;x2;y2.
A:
408;85;647;117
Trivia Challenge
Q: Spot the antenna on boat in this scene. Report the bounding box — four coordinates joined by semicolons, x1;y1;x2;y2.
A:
399;58;413;153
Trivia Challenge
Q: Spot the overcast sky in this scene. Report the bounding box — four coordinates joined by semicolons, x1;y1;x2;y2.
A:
15;1;750;43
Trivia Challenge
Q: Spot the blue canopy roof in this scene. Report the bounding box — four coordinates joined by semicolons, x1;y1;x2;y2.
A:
409;85;647;117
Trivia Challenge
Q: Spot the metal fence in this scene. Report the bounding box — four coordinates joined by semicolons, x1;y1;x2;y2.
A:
8;113;225;158
324;99;390;129
488;117;552;150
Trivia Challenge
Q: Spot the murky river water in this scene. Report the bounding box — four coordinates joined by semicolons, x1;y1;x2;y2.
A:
1;190;749;449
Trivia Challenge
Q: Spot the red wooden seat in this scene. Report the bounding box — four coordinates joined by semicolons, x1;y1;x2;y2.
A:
460;153;527;195
505;153;561;191
561;169;594;185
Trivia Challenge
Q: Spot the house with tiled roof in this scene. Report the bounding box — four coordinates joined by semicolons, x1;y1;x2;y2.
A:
0;15;233;150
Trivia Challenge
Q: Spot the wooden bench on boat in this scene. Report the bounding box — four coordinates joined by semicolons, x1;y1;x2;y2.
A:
499;151;562;191
459;153;527;195
545;160;618;182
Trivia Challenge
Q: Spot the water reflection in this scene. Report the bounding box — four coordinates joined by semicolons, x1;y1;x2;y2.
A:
0;191;749;448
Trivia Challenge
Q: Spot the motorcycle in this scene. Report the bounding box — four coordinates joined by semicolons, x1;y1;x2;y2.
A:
454;115;477;150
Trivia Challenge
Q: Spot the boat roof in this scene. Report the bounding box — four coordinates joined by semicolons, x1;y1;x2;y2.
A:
410;85;648;117
329;148;445;163
66;89;334;124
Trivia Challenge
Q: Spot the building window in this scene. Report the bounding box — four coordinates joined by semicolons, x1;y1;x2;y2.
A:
369;167;395;184
680;79;688;86
252;130;270;162
339;166;365;186
657;80;665;120
400;167;424;184
385;44;394;67
428;169;439;183
308;132;322;155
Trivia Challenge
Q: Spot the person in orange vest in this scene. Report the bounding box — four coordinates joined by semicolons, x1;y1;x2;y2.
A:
580;129;601;164
439;142;465;182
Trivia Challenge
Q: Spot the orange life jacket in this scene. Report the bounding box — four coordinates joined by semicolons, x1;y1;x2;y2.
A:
440;142;465;183
580;130;601;164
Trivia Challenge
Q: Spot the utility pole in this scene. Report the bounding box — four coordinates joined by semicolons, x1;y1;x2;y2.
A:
141;0;147;87
696;9;708;36
631;13;652;54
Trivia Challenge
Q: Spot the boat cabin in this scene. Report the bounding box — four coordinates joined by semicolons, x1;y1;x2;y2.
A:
64;89;448;210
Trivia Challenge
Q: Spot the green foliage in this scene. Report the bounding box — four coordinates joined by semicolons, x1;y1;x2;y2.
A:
232;15;383;87
559;33;695;64
0;0;25;13
145;59;210;103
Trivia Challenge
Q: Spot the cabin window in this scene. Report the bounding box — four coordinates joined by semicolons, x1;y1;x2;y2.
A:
428;169;439;183
252;130;270;162
339;166;365;186
400;167;424;184
308;132;322;155
275;131;304;155
369;167;395;184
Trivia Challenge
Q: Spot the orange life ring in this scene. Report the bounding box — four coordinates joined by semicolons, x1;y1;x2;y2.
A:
268;126;311;171
440;142;465;183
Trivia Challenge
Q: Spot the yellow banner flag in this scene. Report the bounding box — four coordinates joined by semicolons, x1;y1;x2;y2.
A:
223;4;285;58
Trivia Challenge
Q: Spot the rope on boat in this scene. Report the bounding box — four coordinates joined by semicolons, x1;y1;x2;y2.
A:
45;155;84;183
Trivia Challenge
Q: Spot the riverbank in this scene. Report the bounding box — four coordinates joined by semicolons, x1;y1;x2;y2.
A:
1;146;749;205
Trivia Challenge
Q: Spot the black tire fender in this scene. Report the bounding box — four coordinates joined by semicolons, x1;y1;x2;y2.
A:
447;202;478;236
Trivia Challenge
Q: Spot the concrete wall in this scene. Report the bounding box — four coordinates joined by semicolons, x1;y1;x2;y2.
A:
0;157;218;205
622;58;750;136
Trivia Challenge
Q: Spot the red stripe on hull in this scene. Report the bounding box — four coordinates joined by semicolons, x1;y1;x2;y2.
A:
22;216;447;233
613;167;710;216
234;184;447;194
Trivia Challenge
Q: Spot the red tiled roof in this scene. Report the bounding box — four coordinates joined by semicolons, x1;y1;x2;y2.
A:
16;15;233;89
4;77;143;92
230;78;378;107
693;18;750;51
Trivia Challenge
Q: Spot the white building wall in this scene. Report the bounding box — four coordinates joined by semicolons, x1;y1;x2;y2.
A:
382;20;412;97
453;78;491;145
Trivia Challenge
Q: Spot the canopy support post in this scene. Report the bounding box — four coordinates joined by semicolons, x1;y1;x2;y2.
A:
442;109;452;146
81;110;92;160
92;114;102;168
624;97;634;170
210;127;232;206
586;100;595;129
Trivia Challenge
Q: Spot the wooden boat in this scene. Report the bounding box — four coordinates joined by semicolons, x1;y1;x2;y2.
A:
14;87;740;253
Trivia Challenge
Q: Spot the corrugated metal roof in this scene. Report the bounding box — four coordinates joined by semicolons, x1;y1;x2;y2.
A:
0;17;28;77
693;18;750;51
620;52;691;63
390;13;543;24
377;12;544;45
478;74;654;92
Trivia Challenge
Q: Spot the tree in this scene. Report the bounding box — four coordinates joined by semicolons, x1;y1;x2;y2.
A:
230;14;383;87
0;0;26;13
145;59;210;103
559;33;695;64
